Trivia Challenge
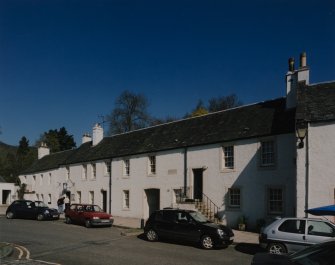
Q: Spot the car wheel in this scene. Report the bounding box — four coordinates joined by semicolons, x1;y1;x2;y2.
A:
85;220;91;228
65;216;72;224
146;229;158;242
201;235;214;249
37;214;44;221
267;242;287;254
6;211;14;219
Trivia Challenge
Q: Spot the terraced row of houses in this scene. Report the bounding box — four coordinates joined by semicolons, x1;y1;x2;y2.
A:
17;53;335;229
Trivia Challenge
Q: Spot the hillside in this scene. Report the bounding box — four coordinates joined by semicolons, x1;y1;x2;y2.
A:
0;141;17;160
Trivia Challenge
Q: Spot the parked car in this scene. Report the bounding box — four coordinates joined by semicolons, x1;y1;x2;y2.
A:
259;217;335;254
252;239;335;265
64;203;114;228
6;200;60;221
144;208;234;249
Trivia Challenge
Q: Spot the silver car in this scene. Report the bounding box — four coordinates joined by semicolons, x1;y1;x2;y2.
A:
259;217;335;254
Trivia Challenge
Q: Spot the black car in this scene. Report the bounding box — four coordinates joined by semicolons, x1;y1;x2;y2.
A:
144;208;234;249
251;240;335;265
6;200;60;221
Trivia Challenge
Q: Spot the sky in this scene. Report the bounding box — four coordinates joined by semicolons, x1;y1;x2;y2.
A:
1;0;334;146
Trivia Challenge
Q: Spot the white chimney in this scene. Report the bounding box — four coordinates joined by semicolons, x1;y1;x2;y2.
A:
286;52;310;109
82;133;92;144
38;142;50;159
92;123;103;146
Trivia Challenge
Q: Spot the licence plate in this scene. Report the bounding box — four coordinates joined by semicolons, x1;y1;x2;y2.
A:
101;220;110;223
53;215;58;218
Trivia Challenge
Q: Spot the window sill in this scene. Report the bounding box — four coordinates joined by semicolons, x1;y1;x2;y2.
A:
221;168;235;173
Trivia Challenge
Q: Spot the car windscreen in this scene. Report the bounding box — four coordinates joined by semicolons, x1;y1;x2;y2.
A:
85;205;103;212
189;211;208;223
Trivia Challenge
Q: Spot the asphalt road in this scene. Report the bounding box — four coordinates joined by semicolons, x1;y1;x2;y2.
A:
0;217;257;265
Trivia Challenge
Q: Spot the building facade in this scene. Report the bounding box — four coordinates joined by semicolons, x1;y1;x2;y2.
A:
19;53;335;229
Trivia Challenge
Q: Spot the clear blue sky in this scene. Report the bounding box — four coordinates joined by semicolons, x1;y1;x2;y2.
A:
1;0;334;146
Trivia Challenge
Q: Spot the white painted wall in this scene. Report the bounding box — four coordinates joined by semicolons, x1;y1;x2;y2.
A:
297;122;335;217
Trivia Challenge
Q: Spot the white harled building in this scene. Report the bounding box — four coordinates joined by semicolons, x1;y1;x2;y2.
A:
19;53;335;229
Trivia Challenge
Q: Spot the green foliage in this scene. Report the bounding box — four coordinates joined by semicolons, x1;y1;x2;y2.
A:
37;127;76;153
0;137;37;183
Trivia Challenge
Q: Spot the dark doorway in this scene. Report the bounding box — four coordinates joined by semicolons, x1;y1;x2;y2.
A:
145;189;160;218
102;190;107;212
2;190;11;204
193;169;203;201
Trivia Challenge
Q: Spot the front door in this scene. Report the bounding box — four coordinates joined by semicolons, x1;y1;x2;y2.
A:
193;169;203;201
145;189;160;219
101;190;107;212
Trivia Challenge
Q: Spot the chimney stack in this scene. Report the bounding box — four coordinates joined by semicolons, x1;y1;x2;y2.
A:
38;142;50;159
286;52;310;109
92;123;103;146
82;133;92;144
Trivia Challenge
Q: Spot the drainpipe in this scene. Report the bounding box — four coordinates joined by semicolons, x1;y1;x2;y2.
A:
109;159;112;214
305;128;309;217
184;148;188;197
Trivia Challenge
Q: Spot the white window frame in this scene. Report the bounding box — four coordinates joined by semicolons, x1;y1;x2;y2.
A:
123;159;130;177
89;191;94;204
123;190;130;209
268;187;284;215
222;145;234;170
82;164;87;180
228;187;241;209
77;191;81;204
260;140;275;167
91;163;96;180
148;155;156;175
105;161;111;176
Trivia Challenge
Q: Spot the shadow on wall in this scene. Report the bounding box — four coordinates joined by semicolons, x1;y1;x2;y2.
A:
216;136;296;231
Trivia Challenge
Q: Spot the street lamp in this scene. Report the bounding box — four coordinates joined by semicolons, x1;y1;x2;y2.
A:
296;120;307;148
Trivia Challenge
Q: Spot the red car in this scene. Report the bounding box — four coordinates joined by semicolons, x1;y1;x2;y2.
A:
65;203;114;228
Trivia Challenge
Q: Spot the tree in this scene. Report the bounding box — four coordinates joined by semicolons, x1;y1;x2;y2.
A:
185;100;209;118
208;94;243;112
37;127;76;153
107;90;150;135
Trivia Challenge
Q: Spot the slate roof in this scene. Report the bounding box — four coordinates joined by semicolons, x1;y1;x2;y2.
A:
296;81;335;122
22;97;295;174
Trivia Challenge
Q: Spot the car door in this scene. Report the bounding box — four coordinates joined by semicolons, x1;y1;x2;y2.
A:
154;211;177;239
20;201;37;219
174;212;201;242
275;219;307;253
305;220;335;246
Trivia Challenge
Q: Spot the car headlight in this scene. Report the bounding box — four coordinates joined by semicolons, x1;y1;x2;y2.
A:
44;210;49;214
217;229;226;237
109;216;114;220
92;216;100;220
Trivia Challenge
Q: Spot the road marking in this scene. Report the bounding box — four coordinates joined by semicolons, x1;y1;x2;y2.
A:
10;243;61;265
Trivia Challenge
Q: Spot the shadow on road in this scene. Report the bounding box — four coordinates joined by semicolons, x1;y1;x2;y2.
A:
137;233;229;250
234;243;265;255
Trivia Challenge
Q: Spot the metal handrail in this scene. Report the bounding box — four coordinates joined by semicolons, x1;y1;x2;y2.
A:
202;193;219;221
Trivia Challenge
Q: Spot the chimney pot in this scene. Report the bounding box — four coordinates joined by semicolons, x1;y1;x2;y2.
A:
300;52;307;68
288;57;295;72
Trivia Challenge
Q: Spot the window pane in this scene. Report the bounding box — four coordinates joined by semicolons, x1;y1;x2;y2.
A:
261;141;275;166
229;188;240;208
268;188;283;213
224;146;234;169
